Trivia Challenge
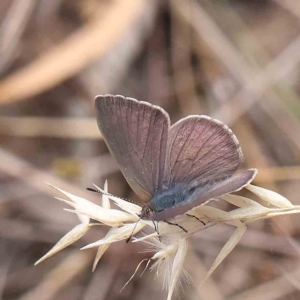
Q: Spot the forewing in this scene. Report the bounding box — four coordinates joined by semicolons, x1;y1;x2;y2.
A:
95;95;170;201
164;116;243;189
151;169;257;220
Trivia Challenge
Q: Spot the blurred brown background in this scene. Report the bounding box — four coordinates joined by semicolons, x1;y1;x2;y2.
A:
1;0;300;299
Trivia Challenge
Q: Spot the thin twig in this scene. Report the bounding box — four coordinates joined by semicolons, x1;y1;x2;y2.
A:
173;0;300;143
229;267;300;300
0;0;148;103
17;252;91;300
0;147;101;199
0;0;36;72
272;0;300;20
0;116;100;139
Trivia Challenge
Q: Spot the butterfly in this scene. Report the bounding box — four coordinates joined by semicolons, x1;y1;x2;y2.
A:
95;95;256;221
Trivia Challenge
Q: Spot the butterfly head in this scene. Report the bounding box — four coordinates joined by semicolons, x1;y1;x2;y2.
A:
139;205;154;220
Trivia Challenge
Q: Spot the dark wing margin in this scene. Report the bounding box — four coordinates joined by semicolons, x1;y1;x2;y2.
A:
95;95;170;201
164;116;243;189
151;169;257;220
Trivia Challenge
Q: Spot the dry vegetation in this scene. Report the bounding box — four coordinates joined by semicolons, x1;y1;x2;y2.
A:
1;0;300;299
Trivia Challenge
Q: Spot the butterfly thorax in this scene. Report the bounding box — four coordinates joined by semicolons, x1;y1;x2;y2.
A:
149;187;189;213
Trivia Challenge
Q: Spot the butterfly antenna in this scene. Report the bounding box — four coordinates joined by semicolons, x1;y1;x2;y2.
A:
90;184;141;206
126;218;141;243
86;187;100;193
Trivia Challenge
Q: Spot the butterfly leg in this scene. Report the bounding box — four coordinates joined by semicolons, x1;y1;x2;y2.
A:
126;219;141;243
163;220;188;233
186;214;206;226
152;221;162;241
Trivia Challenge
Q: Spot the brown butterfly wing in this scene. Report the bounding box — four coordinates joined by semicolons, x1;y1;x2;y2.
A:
95;95;170;201
164;116;243;190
